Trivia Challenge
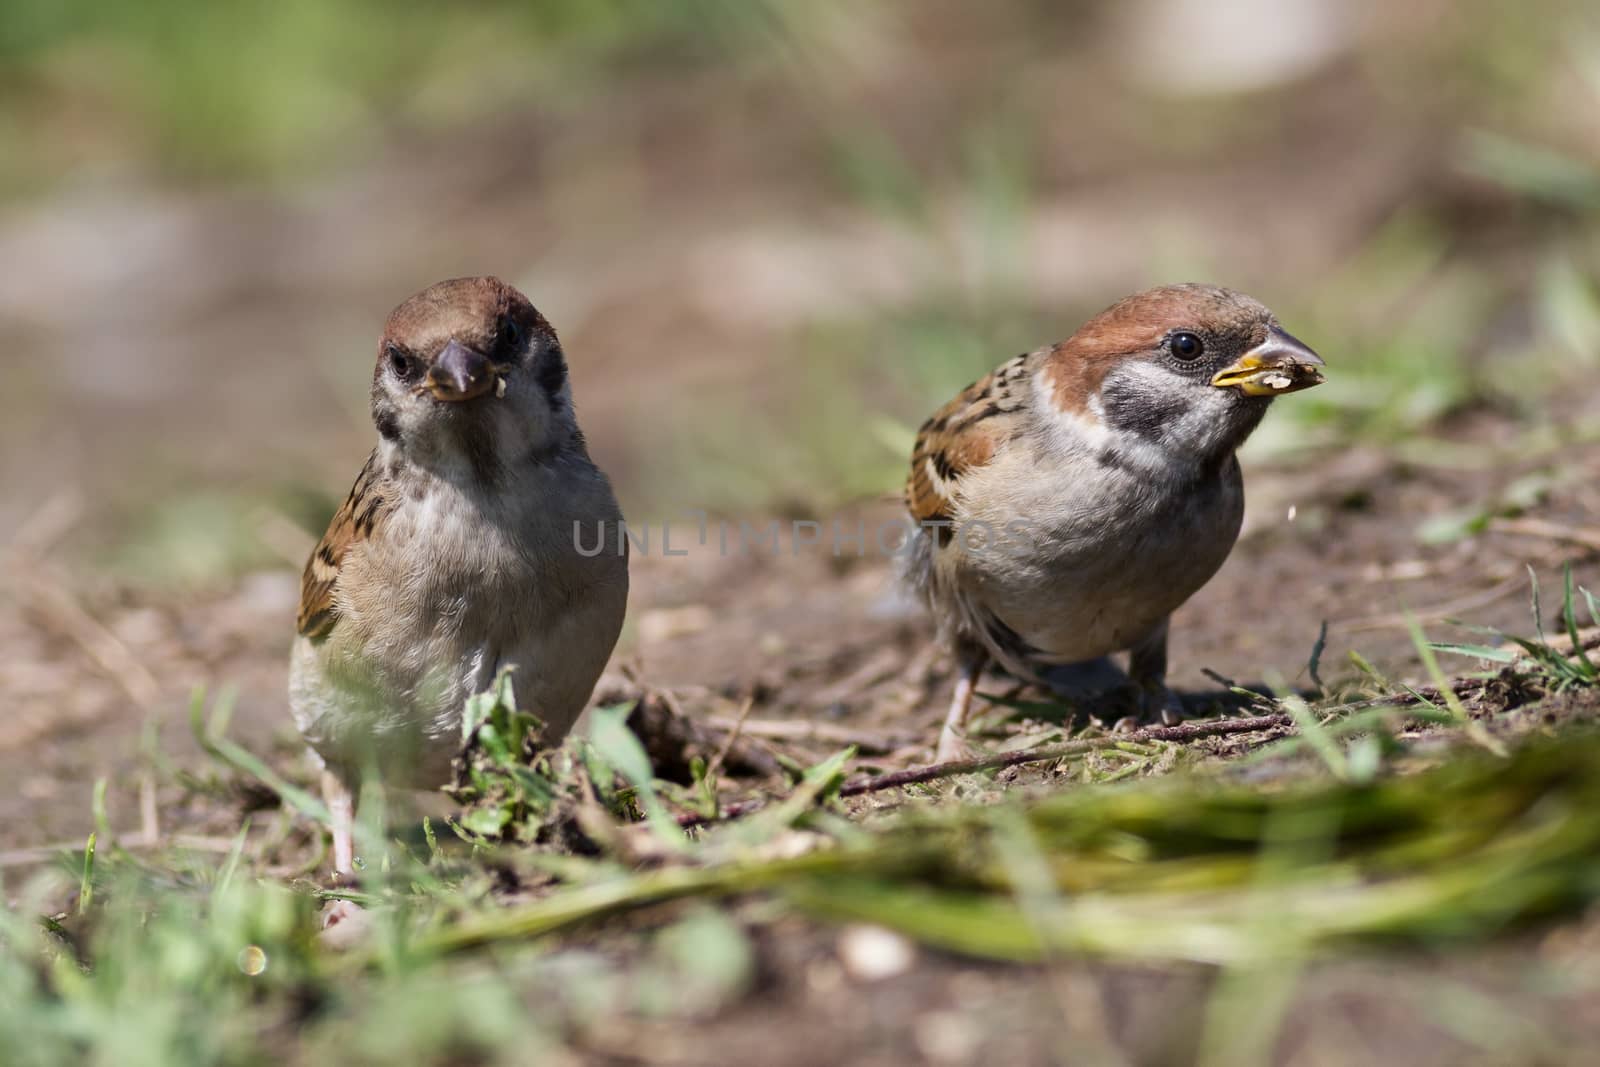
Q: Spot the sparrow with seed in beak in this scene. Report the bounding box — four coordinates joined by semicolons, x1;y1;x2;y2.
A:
902;284;1324;761
289;277;629;875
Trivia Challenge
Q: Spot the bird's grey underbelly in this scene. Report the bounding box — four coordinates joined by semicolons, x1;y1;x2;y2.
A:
957;464;1244;663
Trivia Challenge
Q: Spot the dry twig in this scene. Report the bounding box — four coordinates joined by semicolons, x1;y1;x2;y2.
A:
680;713;1298;826
1489;516;1600;554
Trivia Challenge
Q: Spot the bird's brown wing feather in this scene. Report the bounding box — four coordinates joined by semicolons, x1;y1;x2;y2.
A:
905;353;1032;529
297;452;389;640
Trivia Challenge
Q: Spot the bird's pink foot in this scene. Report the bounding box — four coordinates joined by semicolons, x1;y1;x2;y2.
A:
318;899;371;949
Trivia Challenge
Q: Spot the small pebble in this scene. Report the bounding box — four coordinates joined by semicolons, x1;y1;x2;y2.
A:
837;924;915;982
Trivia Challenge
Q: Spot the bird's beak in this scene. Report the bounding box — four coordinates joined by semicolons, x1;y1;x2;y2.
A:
1210;327;1326;396
425;340;498;402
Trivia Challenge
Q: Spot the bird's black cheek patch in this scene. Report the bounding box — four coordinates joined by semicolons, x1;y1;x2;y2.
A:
536;347;568;400
1100;376;1188;441
374;405;402;442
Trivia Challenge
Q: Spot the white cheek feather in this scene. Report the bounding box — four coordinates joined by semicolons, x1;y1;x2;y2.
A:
1034;366;1109;448
1033;364;1171;474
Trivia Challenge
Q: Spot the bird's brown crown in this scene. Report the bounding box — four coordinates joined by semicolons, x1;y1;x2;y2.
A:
379;276;555;367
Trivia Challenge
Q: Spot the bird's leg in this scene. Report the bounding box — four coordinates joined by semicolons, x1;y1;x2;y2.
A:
935;647;988;763
1128;618;1183;726
315;770;373;945
321;770;356;877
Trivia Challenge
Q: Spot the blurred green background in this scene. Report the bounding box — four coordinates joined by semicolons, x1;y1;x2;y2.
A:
1;0;1597;585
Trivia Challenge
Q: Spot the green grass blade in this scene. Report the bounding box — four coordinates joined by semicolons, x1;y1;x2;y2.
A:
1561;565;1597;679
1281;694;1347;780
1429;642;1518;663
589;703;688;853
91;778;111;841
1527;565;1547;646
207;735;331;824
215;821;252;895
77;833;96;915
1406;614;1505;756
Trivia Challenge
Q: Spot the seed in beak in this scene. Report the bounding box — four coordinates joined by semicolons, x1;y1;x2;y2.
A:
495;377;507;399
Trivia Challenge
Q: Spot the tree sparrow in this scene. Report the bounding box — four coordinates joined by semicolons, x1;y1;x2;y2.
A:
290;277;628;874
902;284;1324;761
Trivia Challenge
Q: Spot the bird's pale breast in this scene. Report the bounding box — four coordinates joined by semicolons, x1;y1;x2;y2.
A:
289;464;626;787
942;446;1244;667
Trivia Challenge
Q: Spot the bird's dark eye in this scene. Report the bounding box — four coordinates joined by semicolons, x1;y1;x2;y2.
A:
500;316;522;350
387;344;416;380
1170;332;1204;361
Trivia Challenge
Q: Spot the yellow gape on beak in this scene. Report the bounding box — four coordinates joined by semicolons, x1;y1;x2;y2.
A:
1210;327;1326;396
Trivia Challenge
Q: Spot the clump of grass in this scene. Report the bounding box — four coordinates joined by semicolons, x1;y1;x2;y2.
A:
444;669;562;842
430;732;1600;965
444;671;690;856
1433;564;1600;692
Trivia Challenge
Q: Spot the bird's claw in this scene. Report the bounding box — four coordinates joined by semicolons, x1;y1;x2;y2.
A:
1139;684;1185;726
318;899;372;949
934;727;973;764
